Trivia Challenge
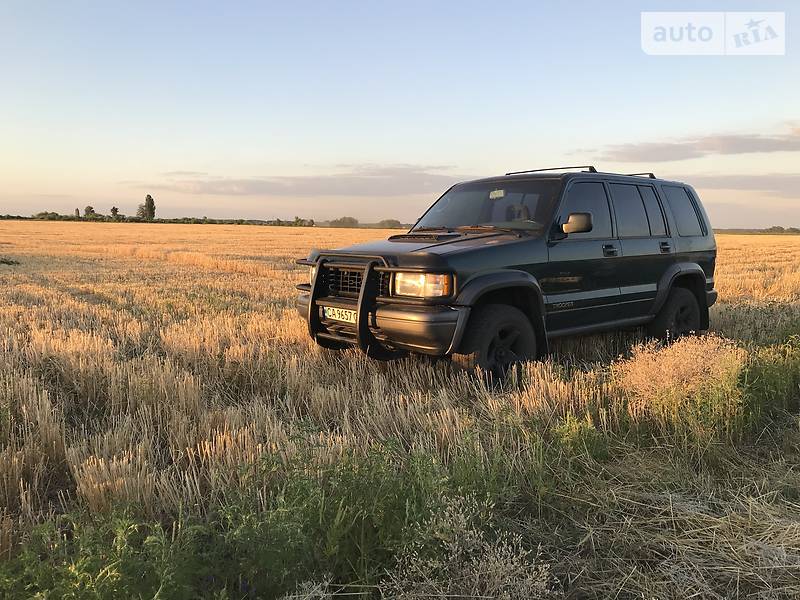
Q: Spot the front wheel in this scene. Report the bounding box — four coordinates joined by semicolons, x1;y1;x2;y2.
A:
453;304;538;378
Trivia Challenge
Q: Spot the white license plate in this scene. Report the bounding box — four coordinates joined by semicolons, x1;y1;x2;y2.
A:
322;306;357;324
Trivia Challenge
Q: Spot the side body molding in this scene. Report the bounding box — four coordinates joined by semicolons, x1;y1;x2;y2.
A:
652;262;709;329
453;270;549;356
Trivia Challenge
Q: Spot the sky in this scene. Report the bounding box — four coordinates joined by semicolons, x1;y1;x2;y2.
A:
0;0;798;227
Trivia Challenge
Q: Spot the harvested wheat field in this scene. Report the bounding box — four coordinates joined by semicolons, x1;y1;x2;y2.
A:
1;221;800;599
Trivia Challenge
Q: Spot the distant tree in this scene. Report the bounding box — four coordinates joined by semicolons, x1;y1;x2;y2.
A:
377;219;403;229
84;206;96;218
34;211;62;220
330;216;359;228
144;194;156;220
74;208;80;218
136;203;147;219
110;206;119;218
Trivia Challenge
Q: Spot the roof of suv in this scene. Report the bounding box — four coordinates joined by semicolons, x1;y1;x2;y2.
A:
462;171;690;188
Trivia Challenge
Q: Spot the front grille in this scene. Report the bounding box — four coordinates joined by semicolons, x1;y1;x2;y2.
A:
325;268;390;297
329;269;362;295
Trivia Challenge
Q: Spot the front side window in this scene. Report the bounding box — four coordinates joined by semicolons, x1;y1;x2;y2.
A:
557;182;612;238
413;179;563;234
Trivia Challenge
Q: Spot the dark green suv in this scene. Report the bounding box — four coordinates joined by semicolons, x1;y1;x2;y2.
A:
296;166;717;375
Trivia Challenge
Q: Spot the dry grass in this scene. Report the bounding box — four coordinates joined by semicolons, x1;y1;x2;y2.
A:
1;221;800;597
614;335;748;444
714;235;800;302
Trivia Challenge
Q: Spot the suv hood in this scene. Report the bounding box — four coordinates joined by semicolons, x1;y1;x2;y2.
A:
308;231;527;267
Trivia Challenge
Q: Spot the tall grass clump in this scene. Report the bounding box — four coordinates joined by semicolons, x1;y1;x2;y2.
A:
382;494;558;599
743;336;800;421
613;335;749;449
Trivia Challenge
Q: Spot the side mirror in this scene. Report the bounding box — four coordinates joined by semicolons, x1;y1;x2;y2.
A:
561;212;593;235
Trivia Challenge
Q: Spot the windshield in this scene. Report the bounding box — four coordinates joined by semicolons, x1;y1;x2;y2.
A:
412;179;562;234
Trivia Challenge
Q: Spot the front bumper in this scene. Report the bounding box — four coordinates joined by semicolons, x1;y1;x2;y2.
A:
296;293;468;355
296;255;466;357
706;289;718;307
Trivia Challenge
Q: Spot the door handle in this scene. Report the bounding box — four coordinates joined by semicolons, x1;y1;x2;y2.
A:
602;244;618;257
659;241;672;253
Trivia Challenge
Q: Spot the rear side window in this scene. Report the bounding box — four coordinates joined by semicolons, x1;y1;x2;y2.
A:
559;182;612;238
663;186;703;236
637;186;667;236
609;183;649;237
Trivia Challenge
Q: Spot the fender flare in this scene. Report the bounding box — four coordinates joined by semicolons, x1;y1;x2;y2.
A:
453;270;549;356
652;263;709;328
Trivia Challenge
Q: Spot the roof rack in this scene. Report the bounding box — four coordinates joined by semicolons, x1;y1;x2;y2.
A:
505;165;597;176
626;172;657;179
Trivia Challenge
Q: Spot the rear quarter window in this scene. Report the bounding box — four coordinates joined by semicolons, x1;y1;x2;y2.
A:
662;185;704;237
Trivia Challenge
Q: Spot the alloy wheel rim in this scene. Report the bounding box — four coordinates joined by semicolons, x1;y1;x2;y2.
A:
487;325;522;371
674;303;695;334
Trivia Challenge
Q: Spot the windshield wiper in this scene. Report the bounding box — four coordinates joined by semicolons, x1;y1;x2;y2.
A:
411;226;456;233
455;224;519;233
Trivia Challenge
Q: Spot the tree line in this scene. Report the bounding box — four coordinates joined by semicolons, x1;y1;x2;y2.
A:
29;195;159;223
327;217;408;228
3;195;409;228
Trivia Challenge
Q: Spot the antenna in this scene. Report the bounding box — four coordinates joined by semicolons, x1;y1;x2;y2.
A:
626;172;657;179
505;165;597;176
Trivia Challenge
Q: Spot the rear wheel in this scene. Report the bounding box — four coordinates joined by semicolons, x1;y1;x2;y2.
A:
647;287;701;340
453;304;537;378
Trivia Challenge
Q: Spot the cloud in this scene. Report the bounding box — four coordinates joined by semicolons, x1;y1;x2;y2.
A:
591;126;800;162
25;193;76;200
160;170;208;178
679;173;800;199
142;164;466;197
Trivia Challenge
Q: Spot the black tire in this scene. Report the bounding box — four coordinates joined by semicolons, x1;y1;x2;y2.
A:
453;304;538;378
647;287;702;340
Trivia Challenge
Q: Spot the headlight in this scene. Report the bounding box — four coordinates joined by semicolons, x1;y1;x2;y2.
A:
309;265;317;285
393;272;452;297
